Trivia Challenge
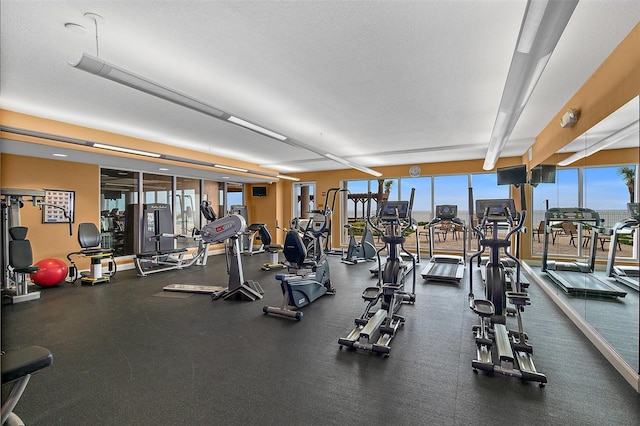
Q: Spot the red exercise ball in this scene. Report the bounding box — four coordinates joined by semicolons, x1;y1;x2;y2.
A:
31;258;68;287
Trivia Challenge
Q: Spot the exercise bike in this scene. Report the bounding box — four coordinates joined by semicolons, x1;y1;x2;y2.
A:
263;213;334;320
338;189;416;356
341;218;376;265
468;185;546;386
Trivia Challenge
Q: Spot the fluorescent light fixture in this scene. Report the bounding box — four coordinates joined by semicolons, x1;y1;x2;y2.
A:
277;175;301;181
71;53;381;177
516;0;549;54
558;120;639;166
483;0;578;171
227;116;287;141
520;53;551;109
93;143;161;158
52;153;68;157
71;53;226;119
213;164;249;173
325;153;383;177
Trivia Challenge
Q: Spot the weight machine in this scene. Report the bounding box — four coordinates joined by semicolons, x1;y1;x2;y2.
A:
1;188;71;303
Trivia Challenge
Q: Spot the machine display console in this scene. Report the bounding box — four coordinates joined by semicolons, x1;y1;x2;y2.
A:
628;203;640;220
436;205;457;221
378;201;409;220
475;199;516;220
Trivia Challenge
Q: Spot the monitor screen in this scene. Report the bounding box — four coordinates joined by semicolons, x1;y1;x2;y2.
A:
530;164;556;185
252;186;267;197
379;201;409;219
496;164;527;186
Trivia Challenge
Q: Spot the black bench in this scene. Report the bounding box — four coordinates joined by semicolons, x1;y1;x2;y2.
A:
2;346;53;425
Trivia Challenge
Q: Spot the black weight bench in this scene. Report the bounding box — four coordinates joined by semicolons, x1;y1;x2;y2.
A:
1;346;53;425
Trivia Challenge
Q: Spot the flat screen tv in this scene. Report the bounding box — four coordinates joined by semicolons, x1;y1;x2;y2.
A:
530;164;556;185
496;164;527;186
252;186;267;197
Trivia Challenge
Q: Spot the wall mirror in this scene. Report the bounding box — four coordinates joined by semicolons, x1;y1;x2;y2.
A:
532;95;639;385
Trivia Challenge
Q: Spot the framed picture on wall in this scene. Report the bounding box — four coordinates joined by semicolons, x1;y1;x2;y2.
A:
42;189;75;223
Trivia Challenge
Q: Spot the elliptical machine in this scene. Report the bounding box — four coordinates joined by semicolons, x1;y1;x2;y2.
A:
338;189;416;356
262;212;334;320
341;210;376;265
468;183;546;386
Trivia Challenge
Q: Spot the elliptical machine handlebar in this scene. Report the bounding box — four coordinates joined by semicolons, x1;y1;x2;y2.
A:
366;188;416;235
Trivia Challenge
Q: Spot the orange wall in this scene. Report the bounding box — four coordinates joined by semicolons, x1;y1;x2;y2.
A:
1;153;99;269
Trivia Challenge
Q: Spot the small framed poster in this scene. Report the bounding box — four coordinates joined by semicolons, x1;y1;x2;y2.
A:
42;189;75;223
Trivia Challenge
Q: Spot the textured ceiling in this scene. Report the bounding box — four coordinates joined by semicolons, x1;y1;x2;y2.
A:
1;1;639;180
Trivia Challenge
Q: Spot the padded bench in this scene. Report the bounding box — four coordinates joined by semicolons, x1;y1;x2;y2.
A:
2;346;53;425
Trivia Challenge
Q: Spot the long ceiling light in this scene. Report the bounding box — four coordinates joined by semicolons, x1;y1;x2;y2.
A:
70;52;379;176
557;119;639;166
0;125;301;181
227;116;287;141
213;164;249;173
483;0;578;171
92;142;161;158
324;153;383;177
277;174;300;181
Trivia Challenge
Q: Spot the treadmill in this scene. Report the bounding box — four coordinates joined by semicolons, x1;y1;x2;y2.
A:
541;207;627;298
420;205;466;283
605;203;639;291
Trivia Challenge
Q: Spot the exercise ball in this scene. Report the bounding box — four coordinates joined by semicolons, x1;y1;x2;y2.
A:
31;258;68;287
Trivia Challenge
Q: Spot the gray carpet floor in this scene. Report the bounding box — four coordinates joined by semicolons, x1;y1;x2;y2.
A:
2;252;639;425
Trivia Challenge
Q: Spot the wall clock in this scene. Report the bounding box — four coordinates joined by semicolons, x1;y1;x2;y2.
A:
409;165;421;177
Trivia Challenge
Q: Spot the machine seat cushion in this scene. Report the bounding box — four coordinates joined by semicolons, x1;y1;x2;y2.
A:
78;223;102;249
81;248;113;256
1;346;53;384
283;231;307;265
12;265;40;274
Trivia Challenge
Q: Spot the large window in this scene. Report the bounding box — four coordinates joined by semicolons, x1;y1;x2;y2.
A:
531;168;579;257
100;169;139;256
400;176;432;223
176;177;200;236
203;179;222;219
100;169;230;257
341;173;509;253
293;182;315;220
345;180;370;221
583;165;637;259
226;182;244;212
531;166;639;259
471;172;509;203
434;175;469;214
